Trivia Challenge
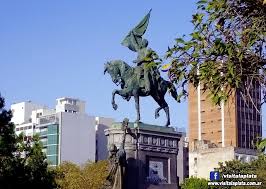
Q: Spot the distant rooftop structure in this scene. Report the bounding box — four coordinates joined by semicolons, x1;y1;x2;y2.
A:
56;97;85;114
11;101;47;125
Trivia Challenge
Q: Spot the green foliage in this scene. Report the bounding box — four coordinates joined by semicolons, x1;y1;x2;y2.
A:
145;49;162;69
257;138;266;153
181;177;212;189
216;155;266;189
167;0;266;105
0;97;16;157
0;94;57;189
56;160;109;189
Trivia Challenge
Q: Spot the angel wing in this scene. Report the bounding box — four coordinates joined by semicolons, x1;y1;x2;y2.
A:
121;9;152;52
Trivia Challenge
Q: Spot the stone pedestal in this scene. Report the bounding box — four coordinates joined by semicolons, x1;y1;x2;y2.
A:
105;122;182;189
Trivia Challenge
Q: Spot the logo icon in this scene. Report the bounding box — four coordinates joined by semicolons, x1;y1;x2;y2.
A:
210;171;220;181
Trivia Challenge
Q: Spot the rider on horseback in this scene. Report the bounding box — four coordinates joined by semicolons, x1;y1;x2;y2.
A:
121;9;160;97
133;39;152;95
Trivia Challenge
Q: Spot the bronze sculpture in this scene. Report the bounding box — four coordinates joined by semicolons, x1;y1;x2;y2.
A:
105;119;128;189
104;10;177;127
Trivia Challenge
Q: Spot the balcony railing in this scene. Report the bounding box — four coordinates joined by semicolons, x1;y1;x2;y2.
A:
39;115;59;125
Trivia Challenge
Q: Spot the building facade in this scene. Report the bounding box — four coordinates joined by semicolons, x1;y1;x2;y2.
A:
12;97;113;166
189;143;257;179
95;116;114;161
176;134;189;185
188;83;262;150
188;82;262;178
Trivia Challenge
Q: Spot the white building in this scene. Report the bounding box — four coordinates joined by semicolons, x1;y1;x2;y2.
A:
189;140;258;179
11;97;114;166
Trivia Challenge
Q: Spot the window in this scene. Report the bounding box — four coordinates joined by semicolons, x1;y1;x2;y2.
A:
47;145;58;155
48;124;58;135
48;135;58;145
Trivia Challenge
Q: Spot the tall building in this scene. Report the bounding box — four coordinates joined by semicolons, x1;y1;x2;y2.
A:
176;133;189;185
188;82;262;178
12;97;114;166
188;82;262;150
95;116;114;161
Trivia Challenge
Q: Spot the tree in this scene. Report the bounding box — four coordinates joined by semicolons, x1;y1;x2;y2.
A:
56;160;109;189
181;177;212;189
167;0;266;105
257;138;266;153
0;95;21;188
216;156;266;189
0;94;56;189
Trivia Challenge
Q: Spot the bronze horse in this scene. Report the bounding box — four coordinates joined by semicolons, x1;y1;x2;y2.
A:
104;60;177;127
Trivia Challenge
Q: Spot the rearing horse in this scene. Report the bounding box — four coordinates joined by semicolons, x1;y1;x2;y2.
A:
104;60;177;127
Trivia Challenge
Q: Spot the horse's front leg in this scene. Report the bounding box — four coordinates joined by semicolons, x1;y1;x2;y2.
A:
133;92;140;123
112;89;131;110
112;89;118;110
164;106;170;127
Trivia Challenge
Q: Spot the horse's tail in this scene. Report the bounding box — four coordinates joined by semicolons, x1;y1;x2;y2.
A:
167;81;178;102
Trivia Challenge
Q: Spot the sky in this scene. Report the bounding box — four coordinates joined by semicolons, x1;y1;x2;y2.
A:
0;0;265;135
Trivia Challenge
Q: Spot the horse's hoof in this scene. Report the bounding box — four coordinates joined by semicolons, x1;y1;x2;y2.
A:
155;113;160;119
112;104;118;110
165;122;170;127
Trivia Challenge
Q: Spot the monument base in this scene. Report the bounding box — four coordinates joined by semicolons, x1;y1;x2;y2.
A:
105;122;182;189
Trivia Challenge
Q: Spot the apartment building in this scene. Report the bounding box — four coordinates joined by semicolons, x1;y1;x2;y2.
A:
12;97;113;166
188;81;262;178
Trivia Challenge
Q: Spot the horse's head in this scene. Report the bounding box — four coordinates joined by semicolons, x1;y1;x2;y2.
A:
104;61;121;86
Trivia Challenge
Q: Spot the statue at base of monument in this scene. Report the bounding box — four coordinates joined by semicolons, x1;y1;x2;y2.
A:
104;119;128;189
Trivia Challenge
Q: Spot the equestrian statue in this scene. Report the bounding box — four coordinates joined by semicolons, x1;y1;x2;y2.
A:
104;10;177;127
